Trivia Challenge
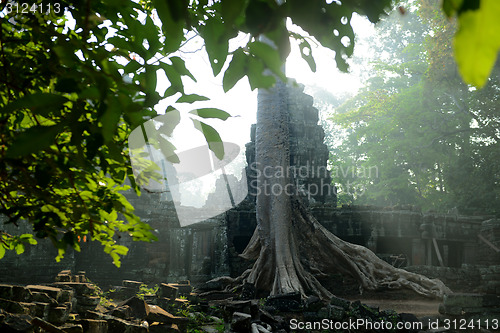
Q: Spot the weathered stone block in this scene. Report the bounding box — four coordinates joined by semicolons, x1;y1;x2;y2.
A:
60;288;75;305
119;296;150;319
107;316;148;333
0;298;29;314
444;293;483;308
147;304;188;329
0;312;33;332
149;323;181;333
231;312;251;333
108;305;132;319
26;285;62;302
60;323;84;333
53;282;95;296
330;296;351;310
0;284;32;302
79;318;108;333
33;302;50;319
122;280;143;289
76;296;100;307
31;292;57;305
47;306;70;325
328;304;345;320
154;297;188;309
157;283;178;299
439;303;463;316
168;283;192;296
56;274;72;283
266;292;301;312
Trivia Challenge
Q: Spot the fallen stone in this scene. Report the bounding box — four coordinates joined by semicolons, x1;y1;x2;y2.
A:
0;312;33;332
329;296;351;310
168;283;192;296
107;305;132;319
107;316;148;333
59;322;84;333
328;304;345;321
52;282;95;296
224;300;252;316
265;292;302;312
147;304;189;329
154;297;189;310
0;298;29;314
0;284;31;302
76;295;100;307
231;312;251;333
26;285;62;302
110;286;137;300
78;318;108;333
32;316;66;333
47;306;70;325
59;288;75;304
33;302;50;319
304;295;322;312
350;300;379;320
31;292;57;306
55;274;72;283
149;323;181;333
157;283;178;299
122;280;143;289
118;296;150;319
444;293;483;308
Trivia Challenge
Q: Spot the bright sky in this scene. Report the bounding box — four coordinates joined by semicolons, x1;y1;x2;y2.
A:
151;14;378;206
156;14;376;153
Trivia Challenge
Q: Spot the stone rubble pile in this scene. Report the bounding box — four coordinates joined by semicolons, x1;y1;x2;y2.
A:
0;270;193;332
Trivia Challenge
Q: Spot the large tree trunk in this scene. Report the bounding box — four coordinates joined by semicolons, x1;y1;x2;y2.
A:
239;80;451;300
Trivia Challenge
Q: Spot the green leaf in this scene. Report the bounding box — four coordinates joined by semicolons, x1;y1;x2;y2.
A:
453;0;500;88
200;17;232;76
247;57;276;90
114;245;129;256
191;119;225;160
223;48;248;92
248;41;286;80
189;108;231;120
170;56;196;82
100;97;122;142
221;0;247;26
0;245;5;260
0;93;68;116
143;16;162;54
123;60;142;74
153;0;185;53
176;94;210;104
15;244;25;255
159;137;180;163
110;252;122;267
6;124;63;158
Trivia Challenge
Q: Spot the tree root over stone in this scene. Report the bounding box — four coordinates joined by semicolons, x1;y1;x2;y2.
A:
230;196;451;301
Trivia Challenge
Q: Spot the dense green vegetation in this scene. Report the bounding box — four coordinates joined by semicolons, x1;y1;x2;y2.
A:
328;0;500;214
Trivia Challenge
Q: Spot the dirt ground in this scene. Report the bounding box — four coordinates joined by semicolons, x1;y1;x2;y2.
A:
345;290;441;318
